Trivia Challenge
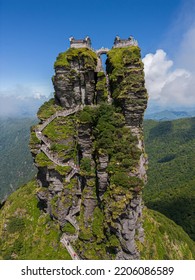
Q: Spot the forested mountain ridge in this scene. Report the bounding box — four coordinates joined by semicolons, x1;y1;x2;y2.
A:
1;179;195;260
143;117;195;240
1;116;194;245
0;118;37;202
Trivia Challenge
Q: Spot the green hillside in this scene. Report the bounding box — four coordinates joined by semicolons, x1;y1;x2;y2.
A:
0;180;194;260
0;118;37;202
0;116;194;259
0;180;70;260
143;117;195;240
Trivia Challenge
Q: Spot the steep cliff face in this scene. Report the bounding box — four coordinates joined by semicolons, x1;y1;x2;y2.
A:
106;46;148;259
53;48;97;108
30;43;148;259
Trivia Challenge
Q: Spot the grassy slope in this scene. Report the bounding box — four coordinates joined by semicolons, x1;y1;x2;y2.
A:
143;117;195;240
0;180;71;260
0;180;194;260
141;208;195;259
0;118;37;201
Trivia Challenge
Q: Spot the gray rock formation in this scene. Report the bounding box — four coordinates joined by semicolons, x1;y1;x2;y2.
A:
30;39;148;260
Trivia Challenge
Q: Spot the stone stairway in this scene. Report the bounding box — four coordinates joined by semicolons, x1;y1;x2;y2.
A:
40;145;68;166
35;105;83;259
69;199;81;216
38;105;82;132
60;234;80;260
40;145;80;173
66;168;79;182
35;131;51;148
65;215;79;232
64;199;81;235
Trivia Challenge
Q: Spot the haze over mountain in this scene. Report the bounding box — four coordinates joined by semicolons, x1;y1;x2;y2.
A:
144;108;195;121
0;118;37;201
0;93;49;118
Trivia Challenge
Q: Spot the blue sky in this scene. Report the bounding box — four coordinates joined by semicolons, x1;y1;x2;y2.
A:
0;0;195;116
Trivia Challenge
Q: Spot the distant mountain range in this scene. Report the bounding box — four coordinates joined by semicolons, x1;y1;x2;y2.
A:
144;109;195;121
0;117;37;202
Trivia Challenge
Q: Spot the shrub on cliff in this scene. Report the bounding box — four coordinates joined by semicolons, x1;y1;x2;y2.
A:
54;48;97;70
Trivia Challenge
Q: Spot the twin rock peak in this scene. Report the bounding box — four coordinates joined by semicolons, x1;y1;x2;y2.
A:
30;35;148;260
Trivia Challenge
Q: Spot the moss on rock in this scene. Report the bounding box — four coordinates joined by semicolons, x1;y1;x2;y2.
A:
54;48;97;70
0;180;71;260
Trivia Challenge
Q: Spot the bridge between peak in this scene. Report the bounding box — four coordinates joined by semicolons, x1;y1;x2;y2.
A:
96;47;110;56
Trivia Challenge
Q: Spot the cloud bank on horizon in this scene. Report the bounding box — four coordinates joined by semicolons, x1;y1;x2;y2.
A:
0;93;48;118
0;84;50;118
143;49;195;109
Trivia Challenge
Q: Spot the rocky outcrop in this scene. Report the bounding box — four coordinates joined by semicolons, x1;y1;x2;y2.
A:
78;122;97;229
53;49;97;108
96;153;109;199
30;40;148;260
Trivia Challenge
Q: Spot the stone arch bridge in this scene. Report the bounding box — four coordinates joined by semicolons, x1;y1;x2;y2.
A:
96;47;110;56
95;48;110;72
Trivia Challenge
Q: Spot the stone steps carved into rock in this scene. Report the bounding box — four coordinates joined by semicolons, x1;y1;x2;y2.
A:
38;105;82;132
60;233;80;260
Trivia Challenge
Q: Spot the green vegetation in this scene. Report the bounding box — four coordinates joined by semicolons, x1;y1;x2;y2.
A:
0;118;37;202
96;71;108;102
106;46;147;100
77;104;98;124
62;222;76;234
1;115;195;259
37;98;63;121
7;217;25;233
43;115;75;141
76;103;143;255
143;117;195;240
92;207;105;242
1;180;194;259
35;152;53;167
55;165;72;176
140;208;195;259
80;157;92;175
41;115;77;161
107;46;141;70
0;180;71;259
78;104;140;181
31;98;78;169
54;48;97;70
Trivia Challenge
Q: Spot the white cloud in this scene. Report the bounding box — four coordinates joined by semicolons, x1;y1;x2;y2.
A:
143;49;195;108
0;84;51;118
0;94;49;118
0;84;51;99
143;1;195;111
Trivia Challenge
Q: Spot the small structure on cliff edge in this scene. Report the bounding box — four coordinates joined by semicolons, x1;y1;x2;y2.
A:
69;36;91;49
69;36;138;50
113;35;138;48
